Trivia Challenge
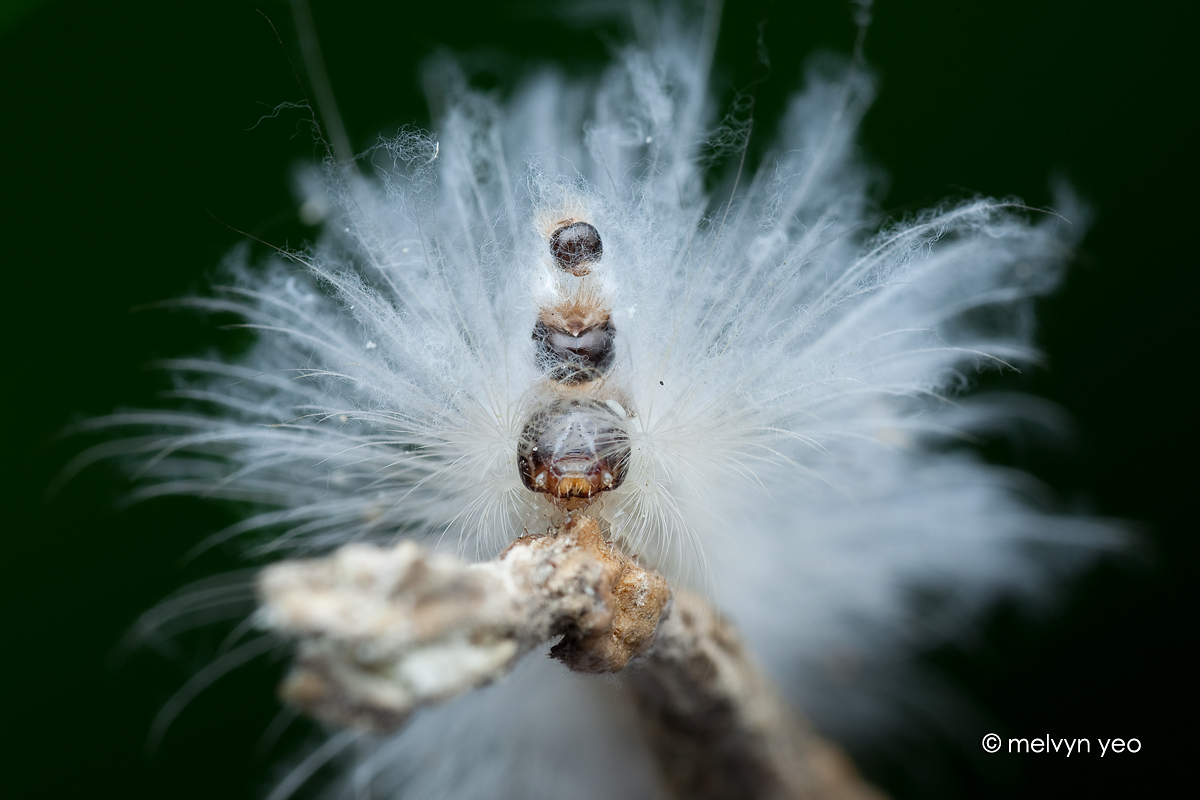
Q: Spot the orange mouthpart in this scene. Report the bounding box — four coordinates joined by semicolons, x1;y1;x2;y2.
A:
555;475;595;498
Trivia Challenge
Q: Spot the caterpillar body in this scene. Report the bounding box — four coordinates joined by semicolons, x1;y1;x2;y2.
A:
103;4;1111;798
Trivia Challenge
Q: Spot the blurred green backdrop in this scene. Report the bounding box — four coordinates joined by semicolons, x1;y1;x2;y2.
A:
2;1;1188;797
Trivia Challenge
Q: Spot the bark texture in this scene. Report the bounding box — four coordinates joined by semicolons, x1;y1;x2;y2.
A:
258;514;885;800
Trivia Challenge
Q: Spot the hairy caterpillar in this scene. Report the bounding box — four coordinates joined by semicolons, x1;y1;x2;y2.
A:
54;1;1127;798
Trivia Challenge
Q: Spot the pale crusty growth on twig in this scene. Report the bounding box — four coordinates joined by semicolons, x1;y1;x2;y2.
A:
258;515;670;732
259;516;886;800
512;517;672;673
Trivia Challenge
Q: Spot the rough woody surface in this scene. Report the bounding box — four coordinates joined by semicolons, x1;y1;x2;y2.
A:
257;515;885;800
633;590;887;800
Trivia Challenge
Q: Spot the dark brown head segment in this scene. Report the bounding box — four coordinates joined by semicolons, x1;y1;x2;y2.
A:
533;317;616;384
550;221;603;275
517;397;629;506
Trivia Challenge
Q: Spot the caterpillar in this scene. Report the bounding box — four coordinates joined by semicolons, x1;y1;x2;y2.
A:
80;1;1117;797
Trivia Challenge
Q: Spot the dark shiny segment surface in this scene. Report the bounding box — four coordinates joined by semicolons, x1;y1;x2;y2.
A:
533;319;616;384
549;222;603;274
517;397;630;501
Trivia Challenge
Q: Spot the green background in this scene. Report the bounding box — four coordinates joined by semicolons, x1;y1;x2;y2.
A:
2;1;1189;797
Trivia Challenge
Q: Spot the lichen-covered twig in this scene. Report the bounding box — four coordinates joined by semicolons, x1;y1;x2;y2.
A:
257;514;668;731
257;515;885;800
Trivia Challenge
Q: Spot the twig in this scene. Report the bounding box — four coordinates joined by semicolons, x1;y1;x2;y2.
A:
257;515;885;799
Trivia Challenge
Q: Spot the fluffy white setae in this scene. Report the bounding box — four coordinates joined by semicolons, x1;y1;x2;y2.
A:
88;3;1113;798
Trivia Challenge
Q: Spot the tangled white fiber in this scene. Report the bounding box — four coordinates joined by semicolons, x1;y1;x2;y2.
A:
81;1;1115;797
